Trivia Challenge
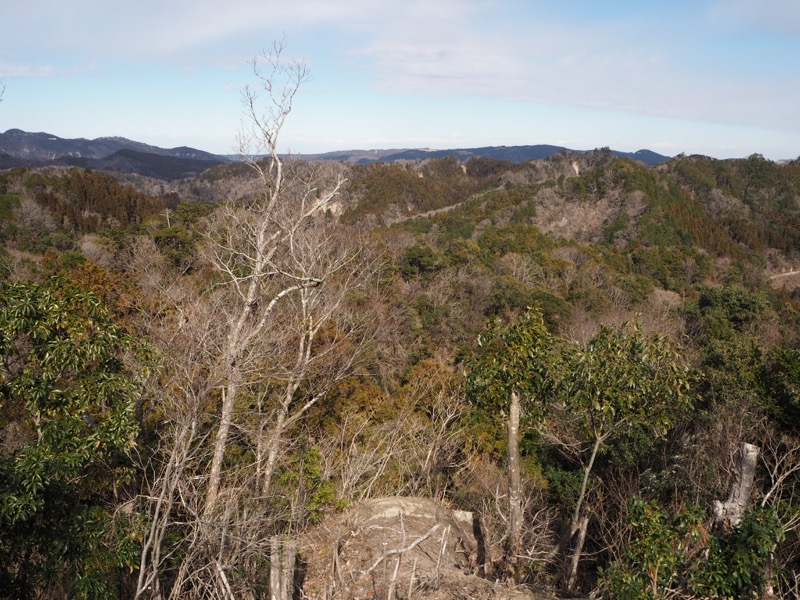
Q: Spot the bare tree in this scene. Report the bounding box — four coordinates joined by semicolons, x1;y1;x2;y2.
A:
202;41;338;512
133;42;378;599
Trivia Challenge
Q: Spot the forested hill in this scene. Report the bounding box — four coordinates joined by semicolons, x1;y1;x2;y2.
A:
2;148;800;599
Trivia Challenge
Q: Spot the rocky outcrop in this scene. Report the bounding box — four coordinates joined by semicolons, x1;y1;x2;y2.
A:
298;496;553;600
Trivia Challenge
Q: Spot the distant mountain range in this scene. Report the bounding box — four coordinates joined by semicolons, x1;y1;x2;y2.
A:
296;146;671;166
0;128;671;180
0;129;229;180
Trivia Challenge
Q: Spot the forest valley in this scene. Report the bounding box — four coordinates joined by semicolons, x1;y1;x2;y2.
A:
2;50;800;600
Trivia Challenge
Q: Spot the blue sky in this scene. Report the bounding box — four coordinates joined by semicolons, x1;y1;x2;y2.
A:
2;0;799;159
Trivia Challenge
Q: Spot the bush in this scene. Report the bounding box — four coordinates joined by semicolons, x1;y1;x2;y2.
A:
601;498;783;600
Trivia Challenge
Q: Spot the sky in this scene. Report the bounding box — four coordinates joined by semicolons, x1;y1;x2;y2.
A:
2;0;799;160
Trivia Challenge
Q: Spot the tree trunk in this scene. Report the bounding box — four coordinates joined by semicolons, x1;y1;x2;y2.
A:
271;536;296;600
562;435;602;592
258;408;287;498
205;377;239;514
566;515;589;592
281;539;296;600
507;390;522;562
713;442;759;532
271;536;281;600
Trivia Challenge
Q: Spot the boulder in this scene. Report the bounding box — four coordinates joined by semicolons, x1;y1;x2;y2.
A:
298;496;549;600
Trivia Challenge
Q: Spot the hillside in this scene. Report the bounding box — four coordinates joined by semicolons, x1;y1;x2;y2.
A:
2;150;800;599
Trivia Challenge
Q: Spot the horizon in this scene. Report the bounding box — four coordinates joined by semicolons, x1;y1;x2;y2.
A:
1;127;680;163
2;1;799;161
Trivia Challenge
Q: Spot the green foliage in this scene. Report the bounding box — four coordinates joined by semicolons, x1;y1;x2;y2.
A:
485;278;571;328
567;165;610;200
0;167;30;192
400;243;443;280
558;324;693;440
485;277;536;317
173;199;214;224
396;215;433;235
603;212;630;245
153;225;197;266
601;498;706;599
476;184;541;220
464;156;515;180
414;293;451;331
344;159;476;222
275;445;341;526
691;507;783;598
759;347;800;431
0;246;9;280
0;278;142;598
444;238;481;267
436;211;475;243
687;285;770;342
602;499;783;600
610;158;660;196
478;223;550;260
20;168;164;236
630;245;707;291
671;154;800;255
466;306;555;420
34;231;77;254
0;191;19;221
4;149;800;593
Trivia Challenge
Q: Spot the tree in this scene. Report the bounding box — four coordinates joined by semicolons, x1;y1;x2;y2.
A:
467;311;693;589
466;307;555;571
547;323;693;590
601;498;783;600
201;40;351;514
0;278;143;599
133;42;377;599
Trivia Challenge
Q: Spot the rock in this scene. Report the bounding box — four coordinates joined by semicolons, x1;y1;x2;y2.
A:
298;496;551;600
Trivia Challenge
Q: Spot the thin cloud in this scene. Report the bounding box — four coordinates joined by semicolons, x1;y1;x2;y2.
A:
5;0;798;158
343;3;800;133
0;63;56;78
708;0;800;35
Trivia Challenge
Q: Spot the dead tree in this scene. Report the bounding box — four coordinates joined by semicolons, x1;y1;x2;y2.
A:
507;390;523;563
713;441;760;532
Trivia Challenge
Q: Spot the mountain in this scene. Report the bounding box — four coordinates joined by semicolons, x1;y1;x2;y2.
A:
0;129;223;162
0;129;229;180
0;129;671;181
293;145;671;165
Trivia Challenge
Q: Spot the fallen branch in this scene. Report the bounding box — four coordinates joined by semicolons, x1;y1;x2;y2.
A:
362;524;441;576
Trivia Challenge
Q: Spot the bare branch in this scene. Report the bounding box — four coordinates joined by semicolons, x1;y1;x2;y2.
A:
362;524;441;577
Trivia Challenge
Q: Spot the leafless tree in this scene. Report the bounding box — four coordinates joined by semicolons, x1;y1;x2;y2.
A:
133;42;379;599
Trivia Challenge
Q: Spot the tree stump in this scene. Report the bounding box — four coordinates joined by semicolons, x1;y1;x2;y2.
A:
712;442;759;532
